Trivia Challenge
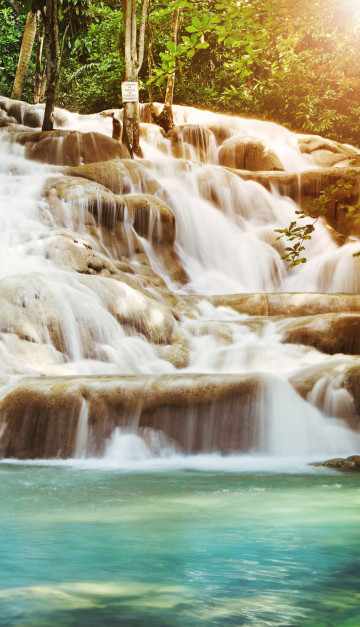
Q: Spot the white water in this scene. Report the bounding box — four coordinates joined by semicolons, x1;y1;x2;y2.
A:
0;102;359;462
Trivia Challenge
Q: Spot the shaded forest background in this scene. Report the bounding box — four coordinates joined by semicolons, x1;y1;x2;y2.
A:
1;0;360;145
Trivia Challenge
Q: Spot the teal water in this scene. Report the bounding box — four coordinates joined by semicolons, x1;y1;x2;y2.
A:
0;460;360;626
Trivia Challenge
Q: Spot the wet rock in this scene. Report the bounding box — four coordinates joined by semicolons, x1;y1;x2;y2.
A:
44;176;188;286
8;129;130;166
229;168;360;239
281;313;360;355
140;123;167;154
343;365;360;420
0;373;262;458
0;109;17;128
0;274;69;354
155;327;191;369
76;273;176;344
210;294;269;316
313;455;360;470
0;268;178;367
298;135;358;168
209;293;360;317
168;124;216;162
65;159;158;195
289;360;359;430
218;136;285;171
0;96;44;127
45;231;116;277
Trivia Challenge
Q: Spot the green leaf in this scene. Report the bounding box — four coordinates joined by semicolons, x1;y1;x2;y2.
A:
166;41;176;54
192;16;202;30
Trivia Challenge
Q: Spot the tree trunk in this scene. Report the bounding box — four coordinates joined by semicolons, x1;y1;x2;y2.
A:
122;0;148;158
42;0;61;131
147;6;180;133
161;7;179;132
11;10;37;100
39;59;47;103
33;12;45;104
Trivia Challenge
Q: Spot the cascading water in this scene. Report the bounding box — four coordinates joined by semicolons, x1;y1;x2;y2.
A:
0;97;359;464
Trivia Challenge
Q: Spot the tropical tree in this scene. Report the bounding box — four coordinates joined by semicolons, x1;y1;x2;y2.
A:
121;0;148;157
33;10;46;104
148;4;180;132
41;0;61;130
11;8;37;99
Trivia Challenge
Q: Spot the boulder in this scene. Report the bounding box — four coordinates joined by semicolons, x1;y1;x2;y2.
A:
0;109;17;128
0;96;44;127
298;135;358;168
218;135;285;171
45;230;117;277
313;455;360;471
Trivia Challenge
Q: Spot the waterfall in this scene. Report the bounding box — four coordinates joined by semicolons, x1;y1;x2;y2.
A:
0;97;359;463
75;399;89;458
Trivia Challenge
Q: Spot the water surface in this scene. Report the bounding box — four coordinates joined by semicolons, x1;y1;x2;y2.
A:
1;461;359;626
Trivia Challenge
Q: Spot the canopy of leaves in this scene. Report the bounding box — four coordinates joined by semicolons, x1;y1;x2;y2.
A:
1;0;360;144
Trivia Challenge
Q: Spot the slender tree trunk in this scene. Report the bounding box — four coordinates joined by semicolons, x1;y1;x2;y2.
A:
147;6;180;133
122;0;148;158
39;59;47;102
33;12;45;104
160;7;179;132
146;0;157;122
11;10;37;100
42;0;61;131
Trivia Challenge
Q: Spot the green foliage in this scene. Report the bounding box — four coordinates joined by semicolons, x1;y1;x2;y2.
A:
57;3;125;112
275;213;319;268
0;1;33;98
2;0;360;145
276;171;360;268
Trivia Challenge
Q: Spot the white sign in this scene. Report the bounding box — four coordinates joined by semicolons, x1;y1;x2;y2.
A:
121;81;139;103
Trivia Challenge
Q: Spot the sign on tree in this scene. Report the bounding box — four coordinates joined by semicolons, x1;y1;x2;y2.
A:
121;82;139;103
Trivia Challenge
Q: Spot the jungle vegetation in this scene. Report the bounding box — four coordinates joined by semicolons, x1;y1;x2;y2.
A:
0;0;360;144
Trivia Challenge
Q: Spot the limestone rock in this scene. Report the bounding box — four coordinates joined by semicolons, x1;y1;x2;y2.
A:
229;168;360;240
65;159;159;195
8;129;130;166
289;360;359;430
44;176;188;285
0;96;44;127
298;135;358;168
155;328;191;369
76;273;176;344
0;108;17;128
218;136;285;171
0;373;262;458
45;231;116;277
281;313;360;355
209;293;360;317
168;124;217;162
